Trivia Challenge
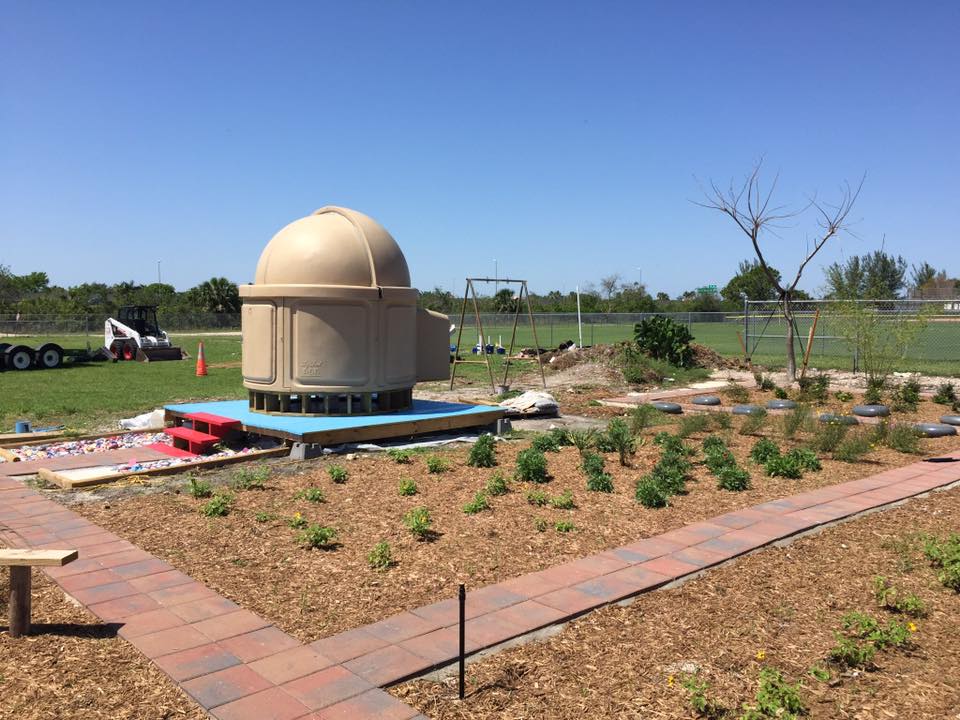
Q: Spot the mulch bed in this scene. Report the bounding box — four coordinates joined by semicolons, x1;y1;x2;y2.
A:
0;567;205;720
391;485;960;720
67;409;960;645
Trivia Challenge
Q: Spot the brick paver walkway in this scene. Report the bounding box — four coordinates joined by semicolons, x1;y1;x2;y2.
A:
3;451;960;719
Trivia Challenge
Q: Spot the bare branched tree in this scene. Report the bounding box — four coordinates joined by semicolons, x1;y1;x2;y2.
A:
697;162;863;380
600;274;621;313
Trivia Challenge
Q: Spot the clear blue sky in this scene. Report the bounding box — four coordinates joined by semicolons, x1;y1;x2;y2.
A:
2;1;958;298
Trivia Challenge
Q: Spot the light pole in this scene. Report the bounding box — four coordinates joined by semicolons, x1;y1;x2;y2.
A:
157;260;162;285
494;259;498;293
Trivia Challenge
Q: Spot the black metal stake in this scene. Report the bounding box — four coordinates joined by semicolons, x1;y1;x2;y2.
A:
458;583;466;700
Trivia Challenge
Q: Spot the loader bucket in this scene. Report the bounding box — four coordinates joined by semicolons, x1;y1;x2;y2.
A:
136;346;187;362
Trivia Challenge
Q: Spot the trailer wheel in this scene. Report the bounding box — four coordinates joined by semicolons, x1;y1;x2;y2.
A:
122;342;136;361
36;343;64;369
5;345;35;371
0;343;9;370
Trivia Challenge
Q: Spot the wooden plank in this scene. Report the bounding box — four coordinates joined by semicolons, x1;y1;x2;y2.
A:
39;445;290;490
0;430;121;449
0;549;79;567
0;448;17;462
0;447;171;477
298;408;504;445
0;430;65;445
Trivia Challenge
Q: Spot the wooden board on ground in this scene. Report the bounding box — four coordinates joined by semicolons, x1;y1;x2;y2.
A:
0;430;66;447
0;448;172;477
38;446;290;490
0;549;78;566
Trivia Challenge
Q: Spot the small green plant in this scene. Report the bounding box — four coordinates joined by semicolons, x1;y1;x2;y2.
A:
923;533;960;591
635;477;669;508
754;371;776;391
807;665;830;682
298;524;337;549
254;511;276;523
712;411;732;430
485;471;509;496
462;491;490;514
515;448;549;483
651;453;691;495
605;418;635;466
873;575;927;617
813;420;848;452
787;448;821;472
742;667;806;720
832;433;871;463
764;453;803;479
467;434;498;467
717;465;751;491
830;635;876;668
681;674;729;718
188;476;213;499
723;381;750;403
328;464;349;483
387;448;413;464
629;404;662;435
702;434;727;453
781;404;812;439
287;512;308;529
834;390;854;402
232;464;270;490
797;373;830;403
677;413;710;439
773;385;788;400
199;492;234;517
864;376;885;405
295;487;326;503
397;477;418;496
367;541;393;570
738;408;768;435
885;424;921;454
533;517;548;532
840;611;912;650
891;377;922;412
403;506;433;538
582;452;614;493
549;489;576;510
568;428;598;455
554;520;576;533
425;455;450;474
653;432;694;455
933;382;957;405
526;488;548;506
531;433;562;453
749;437;780;464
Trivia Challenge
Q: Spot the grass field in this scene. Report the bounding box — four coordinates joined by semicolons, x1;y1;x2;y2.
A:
2;317;958;432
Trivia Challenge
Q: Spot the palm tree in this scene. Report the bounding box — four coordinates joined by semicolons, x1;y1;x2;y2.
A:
194;277;240;313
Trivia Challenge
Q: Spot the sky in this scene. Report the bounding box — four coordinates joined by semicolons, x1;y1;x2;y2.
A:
1;1;958;298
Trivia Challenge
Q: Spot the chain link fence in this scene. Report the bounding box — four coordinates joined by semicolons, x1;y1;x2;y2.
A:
0;312;242;341
745;299;960;375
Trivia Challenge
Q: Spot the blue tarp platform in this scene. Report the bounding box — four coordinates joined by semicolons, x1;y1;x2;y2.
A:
164;399;504;444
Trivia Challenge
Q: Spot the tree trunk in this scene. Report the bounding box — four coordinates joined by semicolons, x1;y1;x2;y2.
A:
782;292;797;381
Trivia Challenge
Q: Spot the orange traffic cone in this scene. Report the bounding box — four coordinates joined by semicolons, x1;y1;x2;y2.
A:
195;342;208;376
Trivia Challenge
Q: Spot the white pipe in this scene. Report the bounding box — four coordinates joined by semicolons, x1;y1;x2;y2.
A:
576;285;583;348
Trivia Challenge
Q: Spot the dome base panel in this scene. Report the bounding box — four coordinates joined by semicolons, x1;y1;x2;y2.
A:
248;388;413;416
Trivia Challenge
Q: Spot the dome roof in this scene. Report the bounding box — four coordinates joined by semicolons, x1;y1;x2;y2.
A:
253;206;411;288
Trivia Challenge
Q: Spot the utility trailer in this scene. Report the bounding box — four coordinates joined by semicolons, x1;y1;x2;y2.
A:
0;342;104;371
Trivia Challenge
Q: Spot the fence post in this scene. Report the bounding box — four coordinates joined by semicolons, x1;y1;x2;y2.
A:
743;298;749;360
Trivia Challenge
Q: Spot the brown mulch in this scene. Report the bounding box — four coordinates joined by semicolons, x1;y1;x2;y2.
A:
392;485;960;720
68;413;960;646
0;567;205;720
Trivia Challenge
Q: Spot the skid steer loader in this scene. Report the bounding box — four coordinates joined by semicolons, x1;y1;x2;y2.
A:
104;305;186;361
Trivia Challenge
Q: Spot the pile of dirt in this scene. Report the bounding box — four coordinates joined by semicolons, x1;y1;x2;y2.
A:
546;343;624;372
690;342;750;370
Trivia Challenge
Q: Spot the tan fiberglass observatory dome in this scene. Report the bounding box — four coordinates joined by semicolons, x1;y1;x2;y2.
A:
239;206;450;415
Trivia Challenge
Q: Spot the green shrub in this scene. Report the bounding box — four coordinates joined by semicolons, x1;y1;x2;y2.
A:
188;477;212;498
462;491;490;514
367;541;393;570
781;404;812;439
712;411;732;430
515;448;549;483
554;520;576;533
425;455;450;474
754;372;776;391
886;424;921;454
605;418;635;466
387;448;413;464
635;477;669;508
295;487;326;503
891;377;922;412
531;433;562;453
200;492;234;517
933;382;957;405
628;404;662;435
568;429;597;455
702;435;727;453
832;434;871;463
773;385;789;400
548;427;573;446
834;390;854;402
764;453;803;479
467;434;497;468
328;464;348;483
704;446;737;474
254;511;275;523
403;507;433;538
717;465;751;491
533;517;548;532
750;437;780;464
681;674;728;718
298;524;337;549
549;490;576;510
864;377;885;405
652;453;690;494
397;477;418;496
923;533;960;591
723;382;751;403
287;512;308;529
633;315;694;367
582;452;614;492
839;611;912;650
653;432;694;455
232;464;270;490
830;635;876;668
787;448;821;472
677;414;710;439
738;408;768;435
814;421;848;452
742;667;806;720
798;373;830;403
873;576;927;617
526;489;548;506
485;471;509;496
